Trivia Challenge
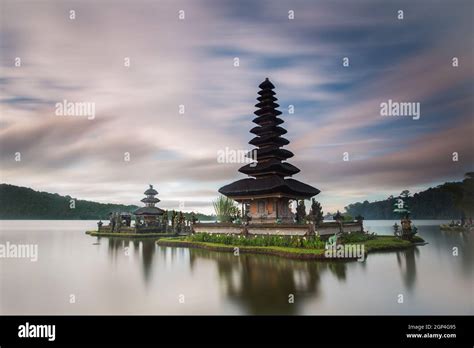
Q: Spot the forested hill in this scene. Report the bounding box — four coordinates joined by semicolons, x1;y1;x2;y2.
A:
0;184;214;220
0;184;139;219
344;175;474;220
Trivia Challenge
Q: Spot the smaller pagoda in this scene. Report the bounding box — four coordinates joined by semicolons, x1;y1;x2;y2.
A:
133;185;164;226
393;197;417;240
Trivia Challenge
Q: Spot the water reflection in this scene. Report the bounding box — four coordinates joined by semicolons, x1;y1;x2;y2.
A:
100;237;158;286
88;222;473;314
396;247;419;291
446;230;472;277
189;249;348;314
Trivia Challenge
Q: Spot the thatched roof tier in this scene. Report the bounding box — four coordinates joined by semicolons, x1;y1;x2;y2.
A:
249;135;289;147
254;107;283;117
219;176;320;200
144;185;158;196
255;101;280;109
239;160;300;177
141;197;160;204
257;89;276;96
249;147;294;161
133;206;165;216
252;115;284;126
259;78;275;89
250;125;287;136
256;95;278;102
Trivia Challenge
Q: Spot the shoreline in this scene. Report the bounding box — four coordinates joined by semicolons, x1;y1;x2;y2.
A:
156;235;425;261
85;230;177;238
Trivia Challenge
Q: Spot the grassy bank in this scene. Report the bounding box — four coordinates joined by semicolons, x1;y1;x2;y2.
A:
156;234;425;260
86;230;177;238
359;235;425;252
157;238;329;260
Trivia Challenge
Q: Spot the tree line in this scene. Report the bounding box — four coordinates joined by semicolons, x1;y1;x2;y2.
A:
0;184;214;221
344;174;473;220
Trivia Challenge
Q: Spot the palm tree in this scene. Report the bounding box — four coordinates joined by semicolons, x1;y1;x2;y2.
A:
213;196;239;223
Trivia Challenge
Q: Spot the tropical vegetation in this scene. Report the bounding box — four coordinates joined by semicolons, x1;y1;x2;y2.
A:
186;232;326;249
344;174;473;219
212;195;240;222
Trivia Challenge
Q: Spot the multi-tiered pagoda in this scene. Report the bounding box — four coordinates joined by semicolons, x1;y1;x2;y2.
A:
133;184;164;225
219;78;320;223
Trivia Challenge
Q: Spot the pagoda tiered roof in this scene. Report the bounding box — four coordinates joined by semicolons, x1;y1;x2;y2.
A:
144;186;158;195
238;160;300;177
134;206;165;216
133;184;164;216
219;78;320;200
219;176;319;199
141;197;160;204
250;125;287;136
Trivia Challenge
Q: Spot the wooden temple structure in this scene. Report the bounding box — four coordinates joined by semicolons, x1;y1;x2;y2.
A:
133;184;165;226
219;78;320;224
96;185;167;234
193;78;362;236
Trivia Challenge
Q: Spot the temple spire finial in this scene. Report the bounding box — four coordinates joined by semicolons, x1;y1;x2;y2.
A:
259;77;275;89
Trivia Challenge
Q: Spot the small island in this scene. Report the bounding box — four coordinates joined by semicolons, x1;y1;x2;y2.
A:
157;233;425;261
86;185;196;238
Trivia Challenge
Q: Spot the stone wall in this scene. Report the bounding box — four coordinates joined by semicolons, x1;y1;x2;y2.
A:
316;222;362;236
193;223;243;235
247;224;309;236
99;225;136;233
192;221;363;237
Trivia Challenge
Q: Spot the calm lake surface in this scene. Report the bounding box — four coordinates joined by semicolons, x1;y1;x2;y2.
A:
0;220;472;315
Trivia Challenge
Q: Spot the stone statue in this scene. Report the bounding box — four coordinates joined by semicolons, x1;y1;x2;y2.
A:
114;213;122;232
401;217;412;234
171;210;177;230
334;210;343;222
173;212;179;232
393;222;400;237
177;212;185;233
400;216;417;240
190;212;198;224
326;231;341;249
296;200;306;224
110;213;116;231
161;211;168;231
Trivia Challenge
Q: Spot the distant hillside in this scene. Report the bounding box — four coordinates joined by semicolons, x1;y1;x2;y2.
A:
0;184;214;221
344;175;474;220
0;184;139;220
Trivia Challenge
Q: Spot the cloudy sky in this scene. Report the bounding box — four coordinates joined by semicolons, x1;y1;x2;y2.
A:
0;0;472;214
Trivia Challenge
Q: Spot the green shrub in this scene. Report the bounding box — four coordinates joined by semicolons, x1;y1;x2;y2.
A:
213;196;240;223
187;233;325;249
339;232;376;243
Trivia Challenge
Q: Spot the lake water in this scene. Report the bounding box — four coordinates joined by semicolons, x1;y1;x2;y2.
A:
0;220;472;315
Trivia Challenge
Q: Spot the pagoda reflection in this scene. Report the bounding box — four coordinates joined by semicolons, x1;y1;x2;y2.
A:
396;247;419;291
103;237;157;286
188;249;348;315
